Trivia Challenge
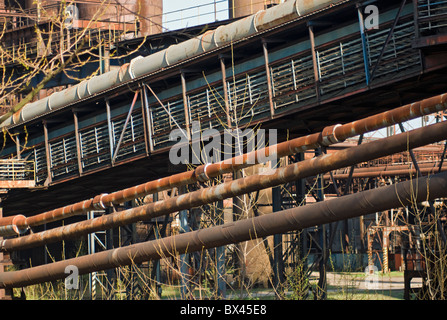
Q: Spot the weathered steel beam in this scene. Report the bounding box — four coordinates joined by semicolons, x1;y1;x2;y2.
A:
1;169;447;289
326;162;447;179
2;119;447;251
0;215;28;237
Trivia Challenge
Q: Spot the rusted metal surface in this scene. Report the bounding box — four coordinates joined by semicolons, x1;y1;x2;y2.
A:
0;215;28;237
326;162;447;179
334;93;447;141
3;120;447;252
1;169;447;289
3;93;447;231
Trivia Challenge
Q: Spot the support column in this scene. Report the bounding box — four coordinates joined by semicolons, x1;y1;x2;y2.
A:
179;185;191;299
315;148;327;300
87;210;97;300
152;192;163;298
308;24;321;101
219;56;232;128
106;99;115;161
0;208;13;300
73;111;83;175
272;158;284;298
43;120;52;185
180;72;191;140
262;39;275;117
142;85;154;153
216;199;226;298
295;152;307;265
357;4;371;86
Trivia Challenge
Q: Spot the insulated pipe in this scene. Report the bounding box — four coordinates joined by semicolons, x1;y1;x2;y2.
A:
0;0;342;129
4;92;447;231
1;170;446;289
3;120;447;252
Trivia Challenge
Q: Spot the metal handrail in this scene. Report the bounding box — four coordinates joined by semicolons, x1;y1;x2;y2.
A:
0;159;35;182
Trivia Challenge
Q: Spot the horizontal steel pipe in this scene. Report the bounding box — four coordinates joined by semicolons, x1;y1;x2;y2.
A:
326;162;447;179
7;93;447;230
3;120;447;252
334;94;447;141
1;170;446;289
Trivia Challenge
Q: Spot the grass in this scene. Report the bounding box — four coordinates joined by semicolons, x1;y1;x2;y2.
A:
16;270;415;300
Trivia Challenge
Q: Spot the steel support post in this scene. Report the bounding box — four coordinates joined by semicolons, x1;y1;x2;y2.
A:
179;185;191;299
315;148;327;299
43;120;52;185
233;169;246;288
180;72;191;141
342;134;363;251
87;210;97;300
262;39;275;117
308;24;321;101
272;158;284;298
140;89;150;156
106;99;115;160
105;207;115;297
0;207;12;300
215;199;226;298
152;192;162;298
357;5;371;86
295;153;307;266
142;85;154;152
413;0;420;38
73;110;83;175
15;133;21;159
219;56;232;128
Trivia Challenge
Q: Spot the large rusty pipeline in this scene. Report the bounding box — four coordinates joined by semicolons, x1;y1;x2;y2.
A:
3;119;447;252
2;92;447;235
1;169;446;289
326;162;447;179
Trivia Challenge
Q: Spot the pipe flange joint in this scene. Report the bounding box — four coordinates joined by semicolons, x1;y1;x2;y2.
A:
128;56;144;79
195;163;211;182
92;193;109;210
320;124;342;147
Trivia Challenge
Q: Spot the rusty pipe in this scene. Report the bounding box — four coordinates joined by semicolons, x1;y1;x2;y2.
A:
334;93;447;141
1;169;446;289
0;215;28;237
3;120;447;252
195;93;447;182
326;162;447;179
5;93;447;231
